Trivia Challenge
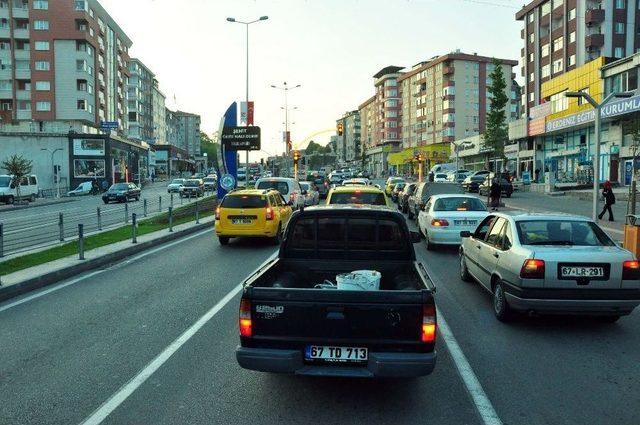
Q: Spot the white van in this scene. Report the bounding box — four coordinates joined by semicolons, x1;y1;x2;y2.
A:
68;181;93;196
0;174;39;204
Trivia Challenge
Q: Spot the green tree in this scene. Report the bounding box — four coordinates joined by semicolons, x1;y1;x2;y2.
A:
484;58;509;170
1;154;33;203
199;131;219;170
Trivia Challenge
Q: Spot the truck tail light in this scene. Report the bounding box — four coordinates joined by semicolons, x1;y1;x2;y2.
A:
421;303;437;343
215;207;220;220
265;207;274;220
520;259;545;279
623;260;640;280
239;299;252;337
431;219;449;227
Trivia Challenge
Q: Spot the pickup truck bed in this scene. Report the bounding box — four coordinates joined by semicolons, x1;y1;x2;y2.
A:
236;206;437;378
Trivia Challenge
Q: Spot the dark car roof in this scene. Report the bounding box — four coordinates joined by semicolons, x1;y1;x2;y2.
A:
301;204;399;215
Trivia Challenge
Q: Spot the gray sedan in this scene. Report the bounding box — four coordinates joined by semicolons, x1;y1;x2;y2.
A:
459;213;640;322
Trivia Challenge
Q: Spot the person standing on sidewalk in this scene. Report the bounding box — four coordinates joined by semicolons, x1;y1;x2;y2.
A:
598;181;616;222
490;178;501;211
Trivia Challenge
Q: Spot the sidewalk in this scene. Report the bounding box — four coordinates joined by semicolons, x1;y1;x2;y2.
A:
0;216;214;301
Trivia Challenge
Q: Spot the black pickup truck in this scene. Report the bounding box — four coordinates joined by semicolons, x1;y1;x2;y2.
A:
236;205;438;378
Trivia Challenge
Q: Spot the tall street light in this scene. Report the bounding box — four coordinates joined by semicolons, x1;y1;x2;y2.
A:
271;82;301;176
565;90;633;220
226;15;269;171
41;147;63;198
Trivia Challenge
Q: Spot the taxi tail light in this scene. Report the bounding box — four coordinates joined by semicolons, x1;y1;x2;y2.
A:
265;206;274;220
623;260;640;280
239;299;252;338
421;303;437;343
215;207;220;220
520;259;545;279
431;219;449;227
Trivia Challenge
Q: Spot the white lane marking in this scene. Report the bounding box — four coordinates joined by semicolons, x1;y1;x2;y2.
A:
0;229;212;313
80;283;243;425
506;204;624;235
437;309;503;425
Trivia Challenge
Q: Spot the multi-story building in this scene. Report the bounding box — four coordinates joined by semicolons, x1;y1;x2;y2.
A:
151;78;166;144
374;66;403;150
517;0;640;115
358;95;377;150
126;58;153;142
0;0;132;133
174;110;200;157
335;110;361;164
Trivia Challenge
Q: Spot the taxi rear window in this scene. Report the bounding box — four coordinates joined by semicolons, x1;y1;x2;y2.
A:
221;195;267;208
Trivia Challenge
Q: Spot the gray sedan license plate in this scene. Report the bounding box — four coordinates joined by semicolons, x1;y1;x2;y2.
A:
305;345;368;363
561;266;604;278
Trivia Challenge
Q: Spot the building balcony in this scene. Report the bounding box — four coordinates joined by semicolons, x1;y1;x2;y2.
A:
13;28;29;39
585;8;605;25
14;49;30;60
0;89;12;99
443;66;454;75
12;7;29;19
0;27;9;38
17;110;31;120
585;33;604;48
15;69;30;79
16;89;30;100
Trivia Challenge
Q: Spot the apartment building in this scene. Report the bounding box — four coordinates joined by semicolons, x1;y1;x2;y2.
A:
335;110;361;164
517;0;640;115
127;58;153;142
0;0;131;133
374;66;403;150
151;79;166;144
174;110;201;157
358;95;377;151
398;51;518;148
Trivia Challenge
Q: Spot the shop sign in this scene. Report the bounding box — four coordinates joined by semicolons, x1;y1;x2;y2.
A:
530;102;552;119
545;95;640;133
528;117;546;136
73;139;105;156
546;110;596;132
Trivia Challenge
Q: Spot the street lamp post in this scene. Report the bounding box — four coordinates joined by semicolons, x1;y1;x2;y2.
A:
272;82;301;176
41;147;63;198
565;90;634;220
226;16;269;174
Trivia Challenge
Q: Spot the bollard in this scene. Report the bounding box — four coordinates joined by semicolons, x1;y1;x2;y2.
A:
124;202;129;224
97;206;102;231
159;195;162;212
632;181;637;216
143;198;148;217
195;201;200;224
132;213;137;243
170;193;174;208
78;224;85;260
0;223;3;258
59;212;64;241
168;206;173;232
180;193;184;205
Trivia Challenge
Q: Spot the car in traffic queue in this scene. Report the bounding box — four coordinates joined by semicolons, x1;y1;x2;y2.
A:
314;177;329;199
462;170;490;192
326;185;390;207
391;182;406;203
459;213;640;322
417;194;489;250
385;177;405;195
398;182;417;214
167;178;186;193
255;177;304;210
180;179;204;198
342;178;370;187
328;172;344;187
433;173;449;183
102;182;141;204
478;177;514;198
215;189;293;246
299;181;320;206
203;176;217;192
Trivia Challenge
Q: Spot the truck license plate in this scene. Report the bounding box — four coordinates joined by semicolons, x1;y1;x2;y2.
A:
305;345;368;363
561;266;604;278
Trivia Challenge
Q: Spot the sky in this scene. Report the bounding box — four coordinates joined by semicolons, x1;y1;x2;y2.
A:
100;0;524;161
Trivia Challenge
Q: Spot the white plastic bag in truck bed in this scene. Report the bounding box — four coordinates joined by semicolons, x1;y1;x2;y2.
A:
336;270;381;291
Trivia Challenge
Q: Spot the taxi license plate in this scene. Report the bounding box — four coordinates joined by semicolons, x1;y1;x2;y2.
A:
305;345;368;363
454;219;477;226
561;266;604;278
232;219;252;225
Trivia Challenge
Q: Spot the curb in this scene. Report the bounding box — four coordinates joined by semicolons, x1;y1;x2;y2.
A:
0;221;211;303
0;197;77;212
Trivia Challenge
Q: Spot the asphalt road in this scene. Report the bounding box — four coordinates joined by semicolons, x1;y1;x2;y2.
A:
1;205;639;424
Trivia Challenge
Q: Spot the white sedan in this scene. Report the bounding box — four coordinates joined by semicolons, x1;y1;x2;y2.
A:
417;194;489;250
433;173;449;183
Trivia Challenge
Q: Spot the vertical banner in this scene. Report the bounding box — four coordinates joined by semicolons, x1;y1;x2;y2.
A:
239;101;248;125
247;101;254;125
217;102;238;199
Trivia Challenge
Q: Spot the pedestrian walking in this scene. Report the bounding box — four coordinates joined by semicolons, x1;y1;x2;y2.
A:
598;181;616;222
490;178;501;211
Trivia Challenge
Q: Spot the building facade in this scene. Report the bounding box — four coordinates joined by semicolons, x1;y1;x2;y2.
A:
0;0;132;134
126;58;153;142
151;78;166;144
335;110;361;164
174;110;200;157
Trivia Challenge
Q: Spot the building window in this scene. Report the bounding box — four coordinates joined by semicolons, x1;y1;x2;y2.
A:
77;80;88;91
552;58;564;73
616;0;625;8
33;0;48;9
541;2;551;15
33;20;49;30
550;91;568;113
34;41;50;51
542;64;551;78
36;101;51;111
541;43;550;57
529;53;534;62
35;60;50;71
529;92;534;102
553;36;563;51
529;33;534;44
77;100;86;110
577;88;591;106
75;0;87;11
568;8;576;20
615;23;625;34
615;47;625;58
569;55;576;66
569;31;576;43
35;81;50;91
528;13;534;23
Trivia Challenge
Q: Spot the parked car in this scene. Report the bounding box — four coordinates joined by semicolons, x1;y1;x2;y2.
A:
102;182;140;204
433;173;449;183
326;185;389;206
215;189;293;246
299;181;319;206
391;182;406;202
180;179;204;197
385;177;405;195
417;194;489;250
255;177;304;210
167;178;186;193
68;181;93;196
398;182;417;214
203;176;217;192
478;177;514;198
0;174;38;204
235;205;437;378
459;213;640;322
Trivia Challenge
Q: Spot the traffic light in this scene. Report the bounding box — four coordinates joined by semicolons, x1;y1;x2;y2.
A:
293;150;301;163
337;122;344;136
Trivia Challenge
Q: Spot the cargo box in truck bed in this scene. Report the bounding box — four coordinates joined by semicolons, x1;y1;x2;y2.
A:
236;205;438;378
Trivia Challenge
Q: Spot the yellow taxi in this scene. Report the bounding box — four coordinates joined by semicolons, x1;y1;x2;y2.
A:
384;177;405;195
326;185;390;207
215;189;293;246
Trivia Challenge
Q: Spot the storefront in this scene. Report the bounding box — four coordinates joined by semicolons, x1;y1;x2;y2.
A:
154;144;193;178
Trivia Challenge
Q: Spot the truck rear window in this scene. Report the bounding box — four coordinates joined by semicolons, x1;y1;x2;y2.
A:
329;192;386;205
221;195;267;208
